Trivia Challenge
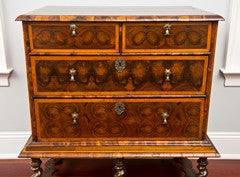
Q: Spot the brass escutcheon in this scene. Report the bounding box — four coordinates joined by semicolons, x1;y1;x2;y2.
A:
114;102;125;116
115;58;126;72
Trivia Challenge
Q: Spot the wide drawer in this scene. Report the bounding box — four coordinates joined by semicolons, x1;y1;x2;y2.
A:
35;98;204;141
31;56;208;96
122;22;211;53
28;22;119;53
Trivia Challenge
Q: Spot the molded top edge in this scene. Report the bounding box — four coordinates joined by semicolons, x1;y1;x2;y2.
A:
16;6;224;22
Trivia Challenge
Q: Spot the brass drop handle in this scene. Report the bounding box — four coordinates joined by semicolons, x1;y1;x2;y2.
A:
115;58;126;72
69;68;77;82
70;23;77;36
163;23;171;36
114;102;125;115
71;112;79;125
161;112;169;125
164;68;172;82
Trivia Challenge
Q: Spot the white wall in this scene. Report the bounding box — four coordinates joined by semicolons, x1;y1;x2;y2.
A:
0;0;239;158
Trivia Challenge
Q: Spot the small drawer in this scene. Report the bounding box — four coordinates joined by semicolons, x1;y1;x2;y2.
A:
31;56;208;96
35;98;204;141
28;22;119;53
122;22;211;53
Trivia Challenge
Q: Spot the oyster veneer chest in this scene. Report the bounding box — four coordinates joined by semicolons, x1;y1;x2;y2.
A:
16;6;223;177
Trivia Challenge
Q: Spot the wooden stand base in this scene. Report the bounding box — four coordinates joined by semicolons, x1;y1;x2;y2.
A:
30;157;209;177
22;136;217;177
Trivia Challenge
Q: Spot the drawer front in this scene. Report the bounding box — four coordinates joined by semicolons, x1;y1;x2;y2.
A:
35;98;204;141
123;22;211;53
31;56;208;96
28;22;119;53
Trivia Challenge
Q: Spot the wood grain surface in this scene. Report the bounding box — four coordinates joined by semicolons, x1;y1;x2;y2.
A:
28;22;119;53
16;6;224;22
34;98;204;141
19;136;219;159
123;22;211;53
31;56;208;96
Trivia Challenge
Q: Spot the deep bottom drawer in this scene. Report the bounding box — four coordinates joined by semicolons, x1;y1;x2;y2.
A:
35;98;204;141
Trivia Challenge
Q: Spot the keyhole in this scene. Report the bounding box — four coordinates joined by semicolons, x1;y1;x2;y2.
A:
119;61;122;66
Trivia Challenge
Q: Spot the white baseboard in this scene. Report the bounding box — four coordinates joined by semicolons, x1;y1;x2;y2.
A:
0;131;240;159
208;132;240;159
0;131;30;159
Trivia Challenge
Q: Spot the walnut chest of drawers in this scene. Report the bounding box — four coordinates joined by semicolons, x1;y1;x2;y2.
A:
16;6;223;177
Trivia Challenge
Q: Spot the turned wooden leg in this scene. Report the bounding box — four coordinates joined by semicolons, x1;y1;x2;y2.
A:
174;158;196;177
196;158;208;177
41;158;63;177
114;158;126;177
30;158;43;177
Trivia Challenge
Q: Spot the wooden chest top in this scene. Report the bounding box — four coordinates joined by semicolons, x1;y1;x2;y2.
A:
16;6;224;22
